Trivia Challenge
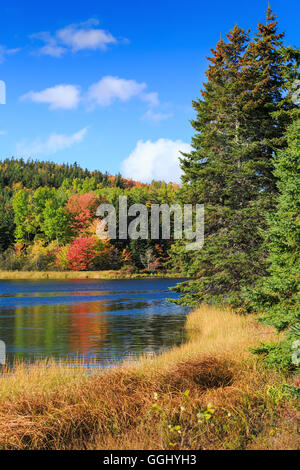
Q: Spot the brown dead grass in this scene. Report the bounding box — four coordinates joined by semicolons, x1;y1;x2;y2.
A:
0;305;299;450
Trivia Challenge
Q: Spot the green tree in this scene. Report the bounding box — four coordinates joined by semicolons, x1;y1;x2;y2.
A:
41;200;70;244
32;187;56;230
0;195;15;251
12;189;36;243
247;119;300;370
171;9;297;308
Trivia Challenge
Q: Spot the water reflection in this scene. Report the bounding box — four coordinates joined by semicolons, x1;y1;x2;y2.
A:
0;279;189;366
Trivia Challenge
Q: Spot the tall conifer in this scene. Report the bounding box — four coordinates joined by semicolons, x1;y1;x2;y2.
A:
171;8;297;308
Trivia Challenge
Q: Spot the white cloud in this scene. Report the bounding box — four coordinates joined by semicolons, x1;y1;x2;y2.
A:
87;76;147;107
0;130;7;135
30;32;66;58
121;138;191;183
142;109;173;123
40;44;66;58
20;76;164;119
16;127;87;157
20;84;81;110
57;24;116;51
32;19;118;57
0;45;20;63
140;92;160;107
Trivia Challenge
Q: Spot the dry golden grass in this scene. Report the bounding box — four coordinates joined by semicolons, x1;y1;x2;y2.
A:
127;305;281;376
0;270;183;280
0;305;299;450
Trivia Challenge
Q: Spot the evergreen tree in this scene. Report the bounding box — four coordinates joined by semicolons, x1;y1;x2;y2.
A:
0;196;15;251
247;119;300;370
171;8;297;308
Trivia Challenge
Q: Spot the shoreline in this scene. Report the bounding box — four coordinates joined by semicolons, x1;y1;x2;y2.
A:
0;305;297;450
0;270;186;281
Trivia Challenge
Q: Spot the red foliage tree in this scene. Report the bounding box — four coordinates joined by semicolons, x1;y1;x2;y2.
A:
66;193;99;235
66;236;98;271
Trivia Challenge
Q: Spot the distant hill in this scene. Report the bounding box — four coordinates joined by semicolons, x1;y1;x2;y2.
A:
0;157;147;190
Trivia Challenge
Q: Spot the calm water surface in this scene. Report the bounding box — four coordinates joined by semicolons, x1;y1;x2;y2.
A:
0;279;189;366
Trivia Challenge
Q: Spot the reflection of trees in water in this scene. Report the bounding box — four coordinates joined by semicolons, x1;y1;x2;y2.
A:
11;304;72;358
0;280;188;364
8;301;109;359
69;299;109;354
105;307;187;356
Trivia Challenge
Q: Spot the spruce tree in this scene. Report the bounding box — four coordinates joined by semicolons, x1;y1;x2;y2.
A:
248;119;300;370
171;8;297;308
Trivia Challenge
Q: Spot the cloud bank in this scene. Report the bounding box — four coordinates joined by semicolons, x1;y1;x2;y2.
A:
121;138;191;183
20;77;162;114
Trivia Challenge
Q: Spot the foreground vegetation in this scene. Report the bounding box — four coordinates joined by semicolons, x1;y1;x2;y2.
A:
0;305;298;450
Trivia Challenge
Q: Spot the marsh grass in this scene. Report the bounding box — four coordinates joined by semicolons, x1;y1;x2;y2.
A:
0;270;184;280
0;305;298;450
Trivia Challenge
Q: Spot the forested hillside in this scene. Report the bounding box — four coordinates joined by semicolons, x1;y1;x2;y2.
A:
0;158;178;272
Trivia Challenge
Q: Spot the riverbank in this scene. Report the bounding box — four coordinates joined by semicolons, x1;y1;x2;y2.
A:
0;270;185;280
0;305;298;450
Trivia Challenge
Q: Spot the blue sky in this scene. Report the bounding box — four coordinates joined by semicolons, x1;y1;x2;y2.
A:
0;0;299;183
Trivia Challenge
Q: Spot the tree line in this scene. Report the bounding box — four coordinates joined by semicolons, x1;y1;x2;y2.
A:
0;160;178;272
